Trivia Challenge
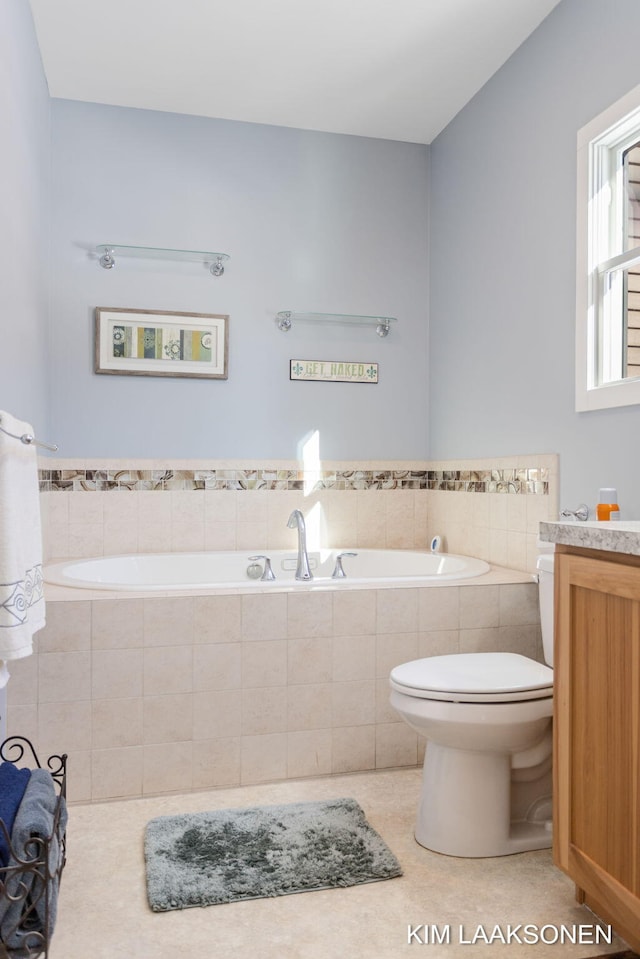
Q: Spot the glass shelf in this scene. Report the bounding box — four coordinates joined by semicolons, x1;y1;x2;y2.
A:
276;311;397;337
96;244;230;275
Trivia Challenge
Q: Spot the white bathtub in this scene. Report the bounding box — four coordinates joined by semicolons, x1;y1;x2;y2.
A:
44;549;490;591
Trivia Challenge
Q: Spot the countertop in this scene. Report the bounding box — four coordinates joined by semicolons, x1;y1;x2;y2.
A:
540;519;640;556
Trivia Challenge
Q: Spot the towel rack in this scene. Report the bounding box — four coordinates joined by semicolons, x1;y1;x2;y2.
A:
0;418;58;452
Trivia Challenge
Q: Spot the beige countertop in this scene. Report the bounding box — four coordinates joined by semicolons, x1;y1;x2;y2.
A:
540;519;640;556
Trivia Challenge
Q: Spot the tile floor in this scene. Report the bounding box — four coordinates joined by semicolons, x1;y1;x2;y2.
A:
50;768;629;959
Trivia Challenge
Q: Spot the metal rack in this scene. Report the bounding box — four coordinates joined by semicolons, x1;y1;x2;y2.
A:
0;738;67;959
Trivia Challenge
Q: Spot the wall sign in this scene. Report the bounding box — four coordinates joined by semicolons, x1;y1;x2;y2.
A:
290;359;378;384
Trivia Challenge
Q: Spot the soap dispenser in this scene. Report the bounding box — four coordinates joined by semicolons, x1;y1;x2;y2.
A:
596;488;620;521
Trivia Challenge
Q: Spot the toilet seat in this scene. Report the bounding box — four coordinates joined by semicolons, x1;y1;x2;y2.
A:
390;652;553;703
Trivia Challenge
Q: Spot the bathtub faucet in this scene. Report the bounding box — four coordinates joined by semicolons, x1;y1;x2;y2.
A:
287;509;313;581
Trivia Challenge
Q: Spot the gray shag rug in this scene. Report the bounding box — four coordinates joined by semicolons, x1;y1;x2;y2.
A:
144;797;402;912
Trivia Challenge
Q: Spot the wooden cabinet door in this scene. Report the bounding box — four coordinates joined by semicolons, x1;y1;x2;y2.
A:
554;550;640;949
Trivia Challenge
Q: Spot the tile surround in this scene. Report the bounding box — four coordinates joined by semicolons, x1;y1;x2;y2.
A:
18;453;558;802
38;454;559;575
7;576;542;803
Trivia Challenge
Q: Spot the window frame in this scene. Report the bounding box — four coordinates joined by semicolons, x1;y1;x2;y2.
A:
576;82;640;411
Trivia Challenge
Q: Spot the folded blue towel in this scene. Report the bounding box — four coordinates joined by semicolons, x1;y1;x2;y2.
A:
0;768;68;952
0;761;31;867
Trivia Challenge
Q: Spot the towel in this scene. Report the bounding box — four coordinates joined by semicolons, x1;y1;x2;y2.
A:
0;768;68;951
0;761;31;867
0;410;46;660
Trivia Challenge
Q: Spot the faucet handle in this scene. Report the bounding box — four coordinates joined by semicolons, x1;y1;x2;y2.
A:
332;552;358;579
559;504;589;522
248;555;276;581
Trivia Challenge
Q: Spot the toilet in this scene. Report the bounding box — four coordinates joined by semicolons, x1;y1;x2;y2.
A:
389;552;555;858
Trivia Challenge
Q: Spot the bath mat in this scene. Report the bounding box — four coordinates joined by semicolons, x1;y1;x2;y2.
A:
144;797;402;912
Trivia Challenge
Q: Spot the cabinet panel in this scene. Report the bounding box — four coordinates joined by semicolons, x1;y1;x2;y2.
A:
554;550;640;947
570;587;638;889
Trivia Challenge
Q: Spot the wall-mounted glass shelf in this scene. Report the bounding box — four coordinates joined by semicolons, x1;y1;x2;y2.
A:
276;311;397;337
96;244;230;276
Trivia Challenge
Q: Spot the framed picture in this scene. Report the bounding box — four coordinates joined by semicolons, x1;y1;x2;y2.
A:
94;307;229;379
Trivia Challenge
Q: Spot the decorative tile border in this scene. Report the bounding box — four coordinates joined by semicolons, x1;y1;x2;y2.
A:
38;466;550;494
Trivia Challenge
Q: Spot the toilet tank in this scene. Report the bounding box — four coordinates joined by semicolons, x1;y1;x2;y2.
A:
536;553;555;666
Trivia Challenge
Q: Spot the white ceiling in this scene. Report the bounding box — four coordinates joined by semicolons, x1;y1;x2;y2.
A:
28;0;561;145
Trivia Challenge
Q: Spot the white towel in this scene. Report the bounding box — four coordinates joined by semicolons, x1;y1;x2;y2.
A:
0;410;45;659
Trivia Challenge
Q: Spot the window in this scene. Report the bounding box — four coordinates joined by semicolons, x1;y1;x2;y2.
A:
576;83;640;410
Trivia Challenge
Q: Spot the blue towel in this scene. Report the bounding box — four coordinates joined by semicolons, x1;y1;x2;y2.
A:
0;761;31;867
0;768;67;952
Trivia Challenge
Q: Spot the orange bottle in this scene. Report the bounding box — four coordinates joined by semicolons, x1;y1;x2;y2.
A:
596;487;620;521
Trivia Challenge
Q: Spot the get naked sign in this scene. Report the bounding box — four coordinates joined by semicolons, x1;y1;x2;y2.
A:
290;359;378;383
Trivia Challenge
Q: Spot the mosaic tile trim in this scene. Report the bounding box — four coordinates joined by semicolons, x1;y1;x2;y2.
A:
38;467;549;494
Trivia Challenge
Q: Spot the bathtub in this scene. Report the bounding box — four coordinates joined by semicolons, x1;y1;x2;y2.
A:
44;548;490;591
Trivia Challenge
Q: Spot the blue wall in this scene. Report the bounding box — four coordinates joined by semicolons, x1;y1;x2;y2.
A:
49;101;429;459
429;0;640;517
10;0;640;519
0;0;50;436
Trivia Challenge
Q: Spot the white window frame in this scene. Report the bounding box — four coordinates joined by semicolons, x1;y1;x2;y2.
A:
576;81;640;410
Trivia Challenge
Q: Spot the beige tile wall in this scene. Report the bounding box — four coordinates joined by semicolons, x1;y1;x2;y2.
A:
40;488;430;562
7;580;542;803
21;453;556;802
39;454;559;575
429;489;556;574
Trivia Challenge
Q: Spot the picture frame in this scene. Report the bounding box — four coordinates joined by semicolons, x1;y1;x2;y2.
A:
94;307;229;379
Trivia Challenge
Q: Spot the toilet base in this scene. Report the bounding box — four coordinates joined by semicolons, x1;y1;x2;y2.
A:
415;742;552;858
415;819;552;858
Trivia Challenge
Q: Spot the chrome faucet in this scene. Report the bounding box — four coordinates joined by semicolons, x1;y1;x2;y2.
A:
332;552;357;578
287;509;313;580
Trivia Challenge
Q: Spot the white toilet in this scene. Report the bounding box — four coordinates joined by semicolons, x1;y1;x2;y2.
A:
389;552;555;858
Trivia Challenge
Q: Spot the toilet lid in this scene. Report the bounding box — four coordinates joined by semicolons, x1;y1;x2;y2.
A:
390;653;553;703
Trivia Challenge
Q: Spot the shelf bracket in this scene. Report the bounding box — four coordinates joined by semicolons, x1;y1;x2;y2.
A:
277;311;293;331
99;247;116;269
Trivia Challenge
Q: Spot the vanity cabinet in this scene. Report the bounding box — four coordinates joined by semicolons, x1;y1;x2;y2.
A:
554;545;640;950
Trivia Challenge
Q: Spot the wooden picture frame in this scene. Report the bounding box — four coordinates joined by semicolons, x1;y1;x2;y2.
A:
94;307;229;379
